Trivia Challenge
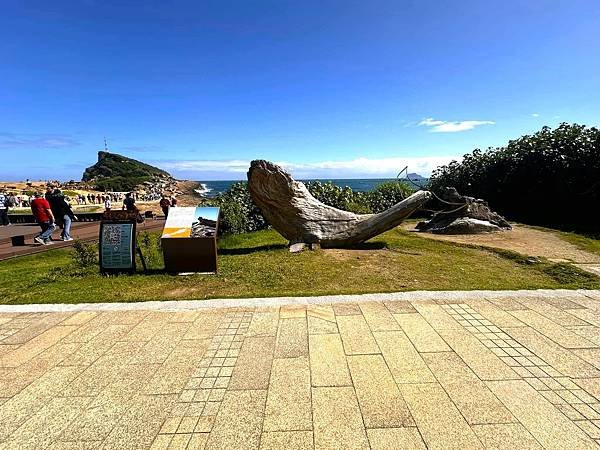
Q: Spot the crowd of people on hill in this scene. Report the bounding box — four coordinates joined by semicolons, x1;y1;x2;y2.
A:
0;191;33;210
1;183;180;244
74;192;124;205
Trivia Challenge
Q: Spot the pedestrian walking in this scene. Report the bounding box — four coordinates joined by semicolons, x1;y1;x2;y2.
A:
50;189;77;241
159;194;171;217
30;192;56;245
122;192;136;211
0;190;10;226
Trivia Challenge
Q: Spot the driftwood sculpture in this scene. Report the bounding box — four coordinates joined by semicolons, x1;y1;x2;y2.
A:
247;160;431;249
416;187;512;234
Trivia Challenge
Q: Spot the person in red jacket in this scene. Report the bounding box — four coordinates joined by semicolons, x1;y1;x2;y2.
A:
159;194;171;217
30;192;56;245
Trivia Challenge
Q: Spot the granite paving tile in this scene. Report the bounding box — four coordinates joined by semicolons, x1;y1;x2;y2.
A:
4;294;600;449
437;327;518;380
423;352;514;424
511;309;595;348
0;364;86;441
467;300;527;327
472;423;543;449
358;302;400;331
263;356;311;432
0;396;92;450
99;394;177;450
279;306;306;319
393;313;450;352
412;303;463;330
347;354;413;427
373;330;435;384
506;326;600;378
487;379;598;449
366;428;426;450
312;386;369;450
336;314;380;355
205;390;266;450
0;325;77;367
259;431;313;449
517;297;590;326
308;333;351;387
245;311;279;337
229;336;275;390
399;382;483;450
332;303;362;316
274;318;308;358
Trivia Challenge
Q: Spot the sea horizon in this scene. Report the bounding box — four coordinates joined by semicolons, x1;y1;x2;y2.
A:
195;177;429;196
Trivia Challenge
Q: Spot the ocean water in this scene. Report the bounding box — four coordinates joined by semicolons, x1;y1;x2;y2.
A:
195;178;428;197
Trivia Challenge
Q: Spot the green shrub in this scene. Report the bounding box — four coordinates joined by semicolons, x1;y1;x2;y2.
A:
207;182;268;235
429;123;600;231
137;231;163;269
71;240;98;270
305;181;371;212
367;181;412;213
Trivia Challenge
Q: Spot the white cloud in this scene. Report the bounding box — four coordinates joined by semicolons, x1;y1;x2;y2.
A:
418;117;495;133
159;155;461;179
531;113;540;117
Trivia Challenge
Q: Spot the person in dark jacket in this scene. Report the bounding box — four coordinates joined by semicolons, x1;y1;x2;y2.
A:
0;189;10;226
47;188;77;241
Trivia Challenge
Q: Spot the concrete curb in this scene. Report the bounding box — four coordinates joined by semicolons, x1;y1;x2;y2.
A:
1;289;599;313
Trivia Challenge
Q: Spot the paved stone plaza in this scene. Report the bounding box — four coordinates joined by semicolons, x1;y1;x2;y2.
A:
2;290;600;449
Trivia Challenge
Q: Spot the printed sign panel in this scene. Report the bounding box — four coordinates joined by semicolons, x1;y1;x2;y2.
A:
99;222;135;270
162;207;219;239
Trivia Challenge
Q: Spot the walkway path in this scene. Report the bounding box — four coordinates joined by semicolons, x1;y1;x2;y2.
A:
1;290;600;449
0;218;165;261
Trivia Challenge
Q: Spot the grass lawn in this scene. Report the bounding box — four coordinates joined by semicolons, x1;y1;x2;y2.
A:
1;228;598;305
557;230;600;256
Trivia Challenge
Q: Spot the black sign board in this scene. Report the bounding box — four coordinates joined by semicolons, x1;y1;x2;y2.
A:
99;221;136;273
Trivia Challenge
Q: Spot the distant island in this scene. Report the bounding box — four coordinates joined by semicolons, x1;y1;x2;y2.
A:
82;151;173;192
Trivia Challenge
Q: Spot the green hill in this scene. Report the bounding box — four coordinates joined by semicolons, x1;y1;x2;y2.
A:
82;151;172;192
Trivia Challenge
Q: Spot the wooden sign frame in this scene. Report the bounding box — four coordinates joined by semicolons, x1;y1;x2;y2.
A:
161;207;220;273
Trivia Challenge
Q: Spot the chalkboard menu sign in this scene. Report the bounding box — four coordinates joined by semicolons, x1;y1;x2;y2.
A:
99;221;136;273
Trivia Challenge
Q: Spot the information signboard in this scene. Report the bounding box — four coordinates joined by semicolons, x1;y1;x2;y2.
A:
99;221;136;273
161;207;220;273
162;207;219;238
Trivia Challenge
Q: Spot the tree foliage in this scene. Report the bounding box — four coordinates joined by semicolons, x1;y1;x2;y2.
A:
429;123;600;230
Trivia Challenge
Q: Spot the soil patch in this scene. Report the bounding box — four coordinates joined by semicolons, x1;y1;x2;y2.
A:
401;223;600;264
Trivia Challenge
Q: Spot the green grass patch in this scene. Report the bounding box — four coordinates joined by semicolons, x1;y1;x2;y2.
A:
1;228;598;305
558;230;600;256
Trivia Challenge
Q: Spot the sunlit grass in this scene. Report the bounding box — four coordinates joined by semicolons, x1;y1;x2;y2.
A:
0;228;598;305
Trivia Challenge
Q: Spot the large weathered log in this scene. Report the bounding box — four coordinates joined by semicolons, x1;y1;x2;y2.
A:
247;160;432;248
416;187;512;234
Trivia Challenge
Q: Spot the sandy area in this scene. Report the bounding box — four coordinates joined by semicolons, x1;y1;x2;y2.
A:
400;222;600;264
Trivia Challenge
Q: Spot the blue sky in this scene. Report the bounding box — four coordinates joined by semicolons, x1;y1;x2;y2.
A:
1;0;599;181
